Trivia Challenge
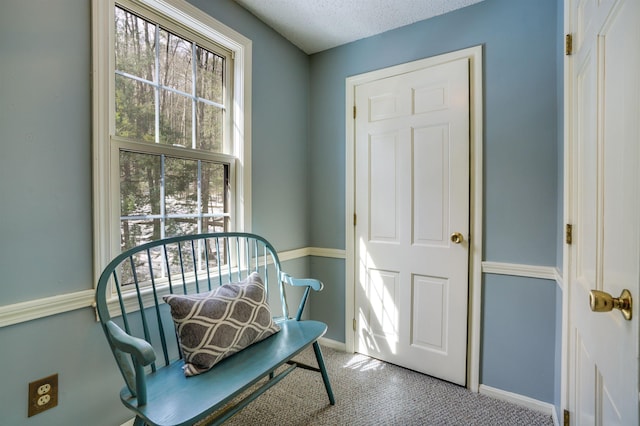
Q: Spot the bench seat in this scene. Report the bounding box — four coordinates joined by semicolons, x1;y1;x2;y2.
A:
121;320;328;426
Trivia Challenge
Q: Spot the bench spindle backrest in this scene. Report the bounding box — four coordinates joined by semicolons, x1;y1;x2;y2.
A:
95;233;286;379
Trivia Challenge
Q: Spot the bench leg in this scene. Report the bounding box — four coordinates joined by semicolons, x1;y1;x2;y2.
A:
312;341;335;405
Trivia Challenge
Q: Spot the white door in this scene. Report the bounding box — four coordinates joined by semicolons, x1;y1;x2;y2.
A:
566;0;640;424
354;58;469;385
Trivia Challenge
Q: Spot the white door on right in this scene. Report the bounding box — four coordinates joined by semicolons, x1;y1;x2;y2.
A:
566;0;639;424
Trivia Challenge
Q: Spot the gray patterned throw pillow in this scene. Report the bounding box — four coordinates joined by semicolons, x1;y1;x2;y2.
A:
163;272;280;377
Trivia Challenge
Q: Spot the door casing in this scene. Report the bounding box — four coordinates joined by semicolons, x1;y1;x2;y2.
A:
345;45;484;391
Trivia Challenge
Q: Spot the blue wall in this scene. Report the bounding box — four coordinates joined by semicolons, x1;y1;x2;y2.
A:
307;0;561;404
0;0;563;423
0;0;310;424
481;275;557;402
307;0;558;263
187;0;311;251
0;0;93;305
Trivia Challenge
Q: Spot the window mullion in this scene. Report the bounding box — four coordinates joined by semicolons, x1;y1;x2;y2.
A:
224;164;230;231
154;24;161;144
160;154;166;240
197;160;202;235
197;160;203;270
192;43;197;150
193;43;201;269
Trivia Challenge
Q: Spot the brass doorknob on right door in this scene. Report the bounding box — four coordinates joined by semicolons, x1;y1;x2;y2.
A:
589;289;632;320
450;232;464;244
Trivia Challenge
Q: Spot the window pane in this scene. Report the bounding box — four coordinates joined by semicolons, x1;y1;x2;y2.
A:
120;151;161;218
203;217;227;234
164;241;192;277
117;239;164;287
159;29;193;95
120;219;161;254
201;161;226;215
115;74;155;140
196;47;224;104
160;90;192;147
166;218;198;238
196;102;223;151
115;7;155;81
120;151;229;250
165;157;198;216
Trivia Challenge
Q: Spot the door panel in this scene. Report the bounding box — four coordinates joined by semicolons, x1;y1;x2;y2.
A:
367;268;399;342
412;275;448;352
355;57;469;385
369;132;400;242
575;335;595;425
413;125;449;245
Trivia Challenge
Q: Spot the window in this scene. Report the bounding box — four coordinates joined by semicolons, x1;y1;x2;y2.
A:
114;5;231;251
92;0;252;278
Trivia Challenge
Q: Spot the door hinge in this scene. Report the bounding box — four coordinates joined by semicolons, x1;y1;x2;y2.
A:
352;318;356;331
565;224;573;245
353;105;357;119
565;33;573;56
354;213;357;226
563;409;570;425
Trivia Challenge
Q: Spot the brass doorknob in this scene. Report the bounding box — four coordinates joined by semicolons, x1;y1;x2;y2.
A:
450;232;464;244
589;289;632;320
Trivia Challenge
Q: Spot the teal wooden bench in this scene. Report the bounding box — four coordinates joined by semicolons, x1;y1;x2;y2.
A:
95;232;335;426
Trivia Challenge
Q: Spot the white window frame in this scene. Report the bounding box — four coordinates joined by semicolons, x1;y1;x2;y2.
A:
92;0;252;283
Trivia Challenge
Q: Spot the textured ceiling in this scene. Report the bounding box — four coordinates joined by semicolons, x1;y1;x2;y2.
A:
233;0;485;54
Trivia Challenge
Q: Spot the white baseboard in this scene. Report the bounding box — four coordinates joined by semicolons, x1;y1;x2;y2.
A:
551;406;560;426
479;384;556;416
318;336;346;351
120;363;557;426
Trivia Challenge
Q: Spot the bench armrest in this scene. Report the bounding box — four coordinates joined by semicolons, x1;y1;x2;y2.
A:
106;321;156;405
280;272;324;320
106;321;156;366
280;272;324;291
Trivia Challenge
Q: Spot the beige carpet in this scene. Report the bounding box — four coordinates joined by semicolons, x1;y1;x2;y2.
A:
214;345;554;426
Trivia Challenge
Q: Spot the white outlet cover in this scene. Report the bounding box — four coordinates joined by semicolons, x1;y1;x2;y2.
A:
37;394;51;406
37;384;51;395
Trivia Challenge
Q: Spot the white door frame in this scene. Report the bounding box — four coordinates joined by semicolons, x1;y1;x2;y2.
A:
345;45;484;391
561;2;571;414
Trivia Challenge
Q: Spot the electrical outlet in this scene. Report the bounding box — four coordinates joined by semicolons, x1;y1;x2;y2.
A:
28;374;58;417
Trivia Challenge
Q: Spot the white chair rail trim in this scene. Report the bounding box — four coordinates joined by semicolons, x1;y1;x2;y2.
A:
0;247;346;328
0;289;96;328
482;261;560;283
1;252;558;328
